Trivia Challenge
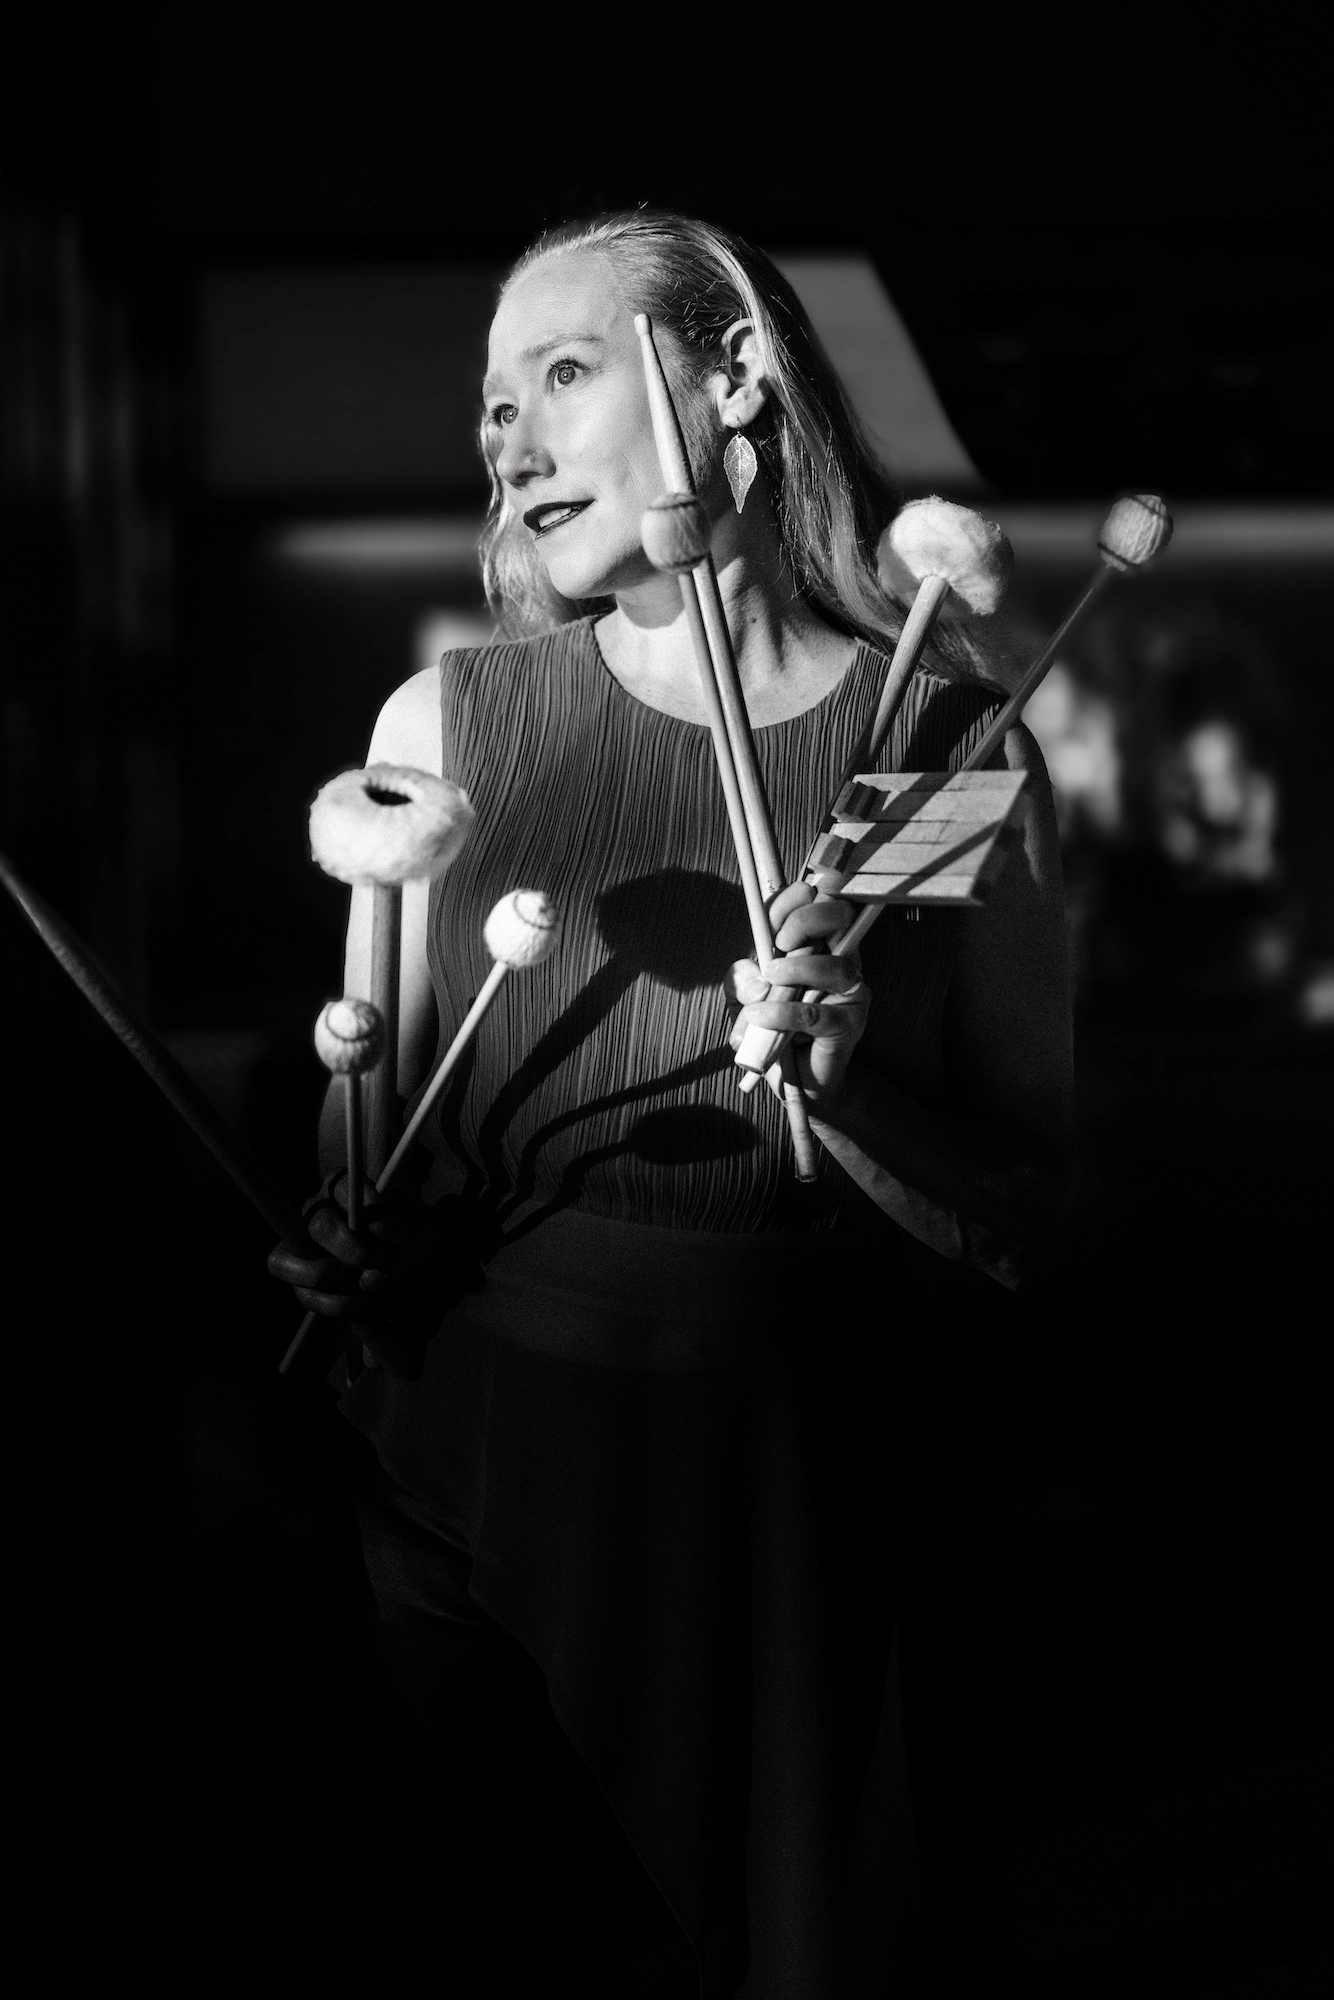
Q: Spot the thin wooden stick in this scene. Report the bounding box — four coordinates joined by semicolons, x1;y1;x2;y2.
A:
674;573;820;1182
634;315;818;1181
364;881;402;1178
816;571;951;865
959;569;1111;774
1;851;312;1252
378;957;508;1192
343;1071;364;1233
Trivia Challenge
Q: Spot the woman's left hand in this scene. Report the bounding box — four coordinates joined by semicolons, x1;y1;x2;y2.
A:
726;883;871;1109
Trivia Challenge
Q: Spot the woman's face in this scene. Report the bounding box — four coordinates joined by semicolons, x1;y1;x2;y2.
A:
483;251;686;603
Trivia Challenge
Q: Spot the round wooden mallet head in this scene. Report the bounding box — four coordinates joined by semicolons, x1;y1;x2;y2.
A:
483;889;562;968
1097;494;1173;572
876;497;1013;615
641;493;712;575
309;764;475;886
313;997;385;1076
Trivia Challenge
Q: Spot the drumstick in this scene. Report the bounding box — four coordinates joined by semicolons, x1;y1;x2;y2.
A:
377;889;561;1191
828;493;1175;967
2;850;314;1251
737;497;1013;1091
634;317;818;1182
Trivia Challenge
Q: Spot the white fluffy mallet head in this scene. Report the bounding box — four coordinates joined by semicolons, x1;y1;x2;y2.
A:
641;493;712;575
483;889;562;969
1097;493;1173;571
314;996;385;1076
876;497;1013;616
309;764;475;887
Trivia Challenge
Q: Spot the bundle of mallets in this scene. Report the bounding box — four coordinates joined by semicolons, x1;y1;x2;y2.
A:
632;312;1172;1140
284;766;561;1371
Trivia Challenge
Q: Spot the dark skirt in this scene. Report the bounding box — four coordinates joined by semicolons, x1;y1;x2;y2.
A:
339;1209;925;1998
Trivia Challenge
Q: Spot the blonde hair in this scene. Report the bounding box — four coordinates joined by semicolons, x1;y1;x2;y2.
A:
479;211;987;681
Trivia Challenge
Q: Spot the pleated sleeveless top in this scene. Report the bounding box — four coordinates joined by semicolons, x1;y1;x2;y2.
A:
419;616;1002;1239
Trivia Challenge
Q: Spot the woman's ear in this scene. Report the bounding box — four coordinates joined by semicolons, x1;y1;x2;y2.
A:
710;318;770;430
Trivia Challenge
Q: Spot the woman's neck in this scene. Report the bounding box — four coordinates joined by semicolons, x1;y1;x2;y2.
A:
594;484;857;727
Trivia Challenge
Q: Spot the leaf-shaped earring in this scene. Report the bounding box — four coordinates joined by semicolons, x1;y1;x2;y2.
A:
723;431;758;515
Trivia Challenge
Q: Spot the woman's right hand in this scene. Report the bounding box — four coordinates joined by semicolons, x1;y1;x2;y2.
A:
267;1171;450;1375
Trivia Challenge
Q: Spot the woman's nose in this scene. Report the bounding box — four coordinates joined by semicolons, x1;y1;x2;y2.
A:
494;414;555;489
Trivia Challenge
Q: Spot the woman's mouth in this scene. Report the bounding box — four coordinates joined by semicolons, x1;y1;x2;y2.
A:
524;500;592;538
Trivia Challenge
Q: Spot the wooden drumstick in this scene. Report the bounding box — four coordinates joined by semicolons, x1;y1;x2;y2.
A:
377;889;562;1191
634;318;818;1182
737;497;1013;1091
640;496;819;1184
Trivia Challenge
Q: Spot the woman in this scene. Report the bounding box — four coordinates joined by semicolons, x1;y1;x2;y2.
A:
272;213;1073;1996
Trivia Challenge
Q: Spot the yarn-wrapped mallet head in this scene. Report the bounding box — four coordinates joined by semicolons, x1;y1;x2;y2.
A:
314;997;385;1076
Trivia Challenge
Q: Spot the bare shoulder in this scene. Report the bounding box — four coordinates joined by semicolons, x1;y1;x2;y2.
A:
366;665;442;776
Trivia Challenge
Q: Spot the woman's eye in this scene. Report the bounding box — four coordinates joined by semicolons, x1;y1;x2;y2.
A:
550;359;580;389
490;404;517;427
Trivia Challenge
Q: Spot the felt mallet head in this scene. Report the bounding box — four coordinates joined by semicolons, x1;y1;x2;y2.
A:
309;764;475;887
483;889;562;969
1097;494;1173;572
314;997;385;1076
641;494;712;575
876;497;1013;616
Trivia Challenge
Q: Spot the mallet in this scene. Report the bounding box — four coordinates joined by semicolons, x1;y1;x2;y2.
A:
737;497;1013;1091
842;496;1012;805
377;888;562;1190
959;494;1172;775
312;997;385;1233
634;316;819;1182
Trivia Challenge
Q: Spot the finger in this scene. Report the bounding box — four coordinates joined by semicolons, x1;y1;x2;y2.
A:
726;958;770;1006
738;999;856;1040
766;882;816;928
292;1287;380;1320
773;896;856;951
267;1245;359;1290
306;1203;367;1265
761;953;862;994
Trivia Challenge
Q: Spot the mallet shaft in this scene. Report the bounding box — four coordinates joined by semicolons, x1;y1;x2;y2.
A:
344;1071;365;1233
674;578;818;1182
741;571;952;1089
960;568;1110;774
364;882;402;1178
378;957;509;1192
